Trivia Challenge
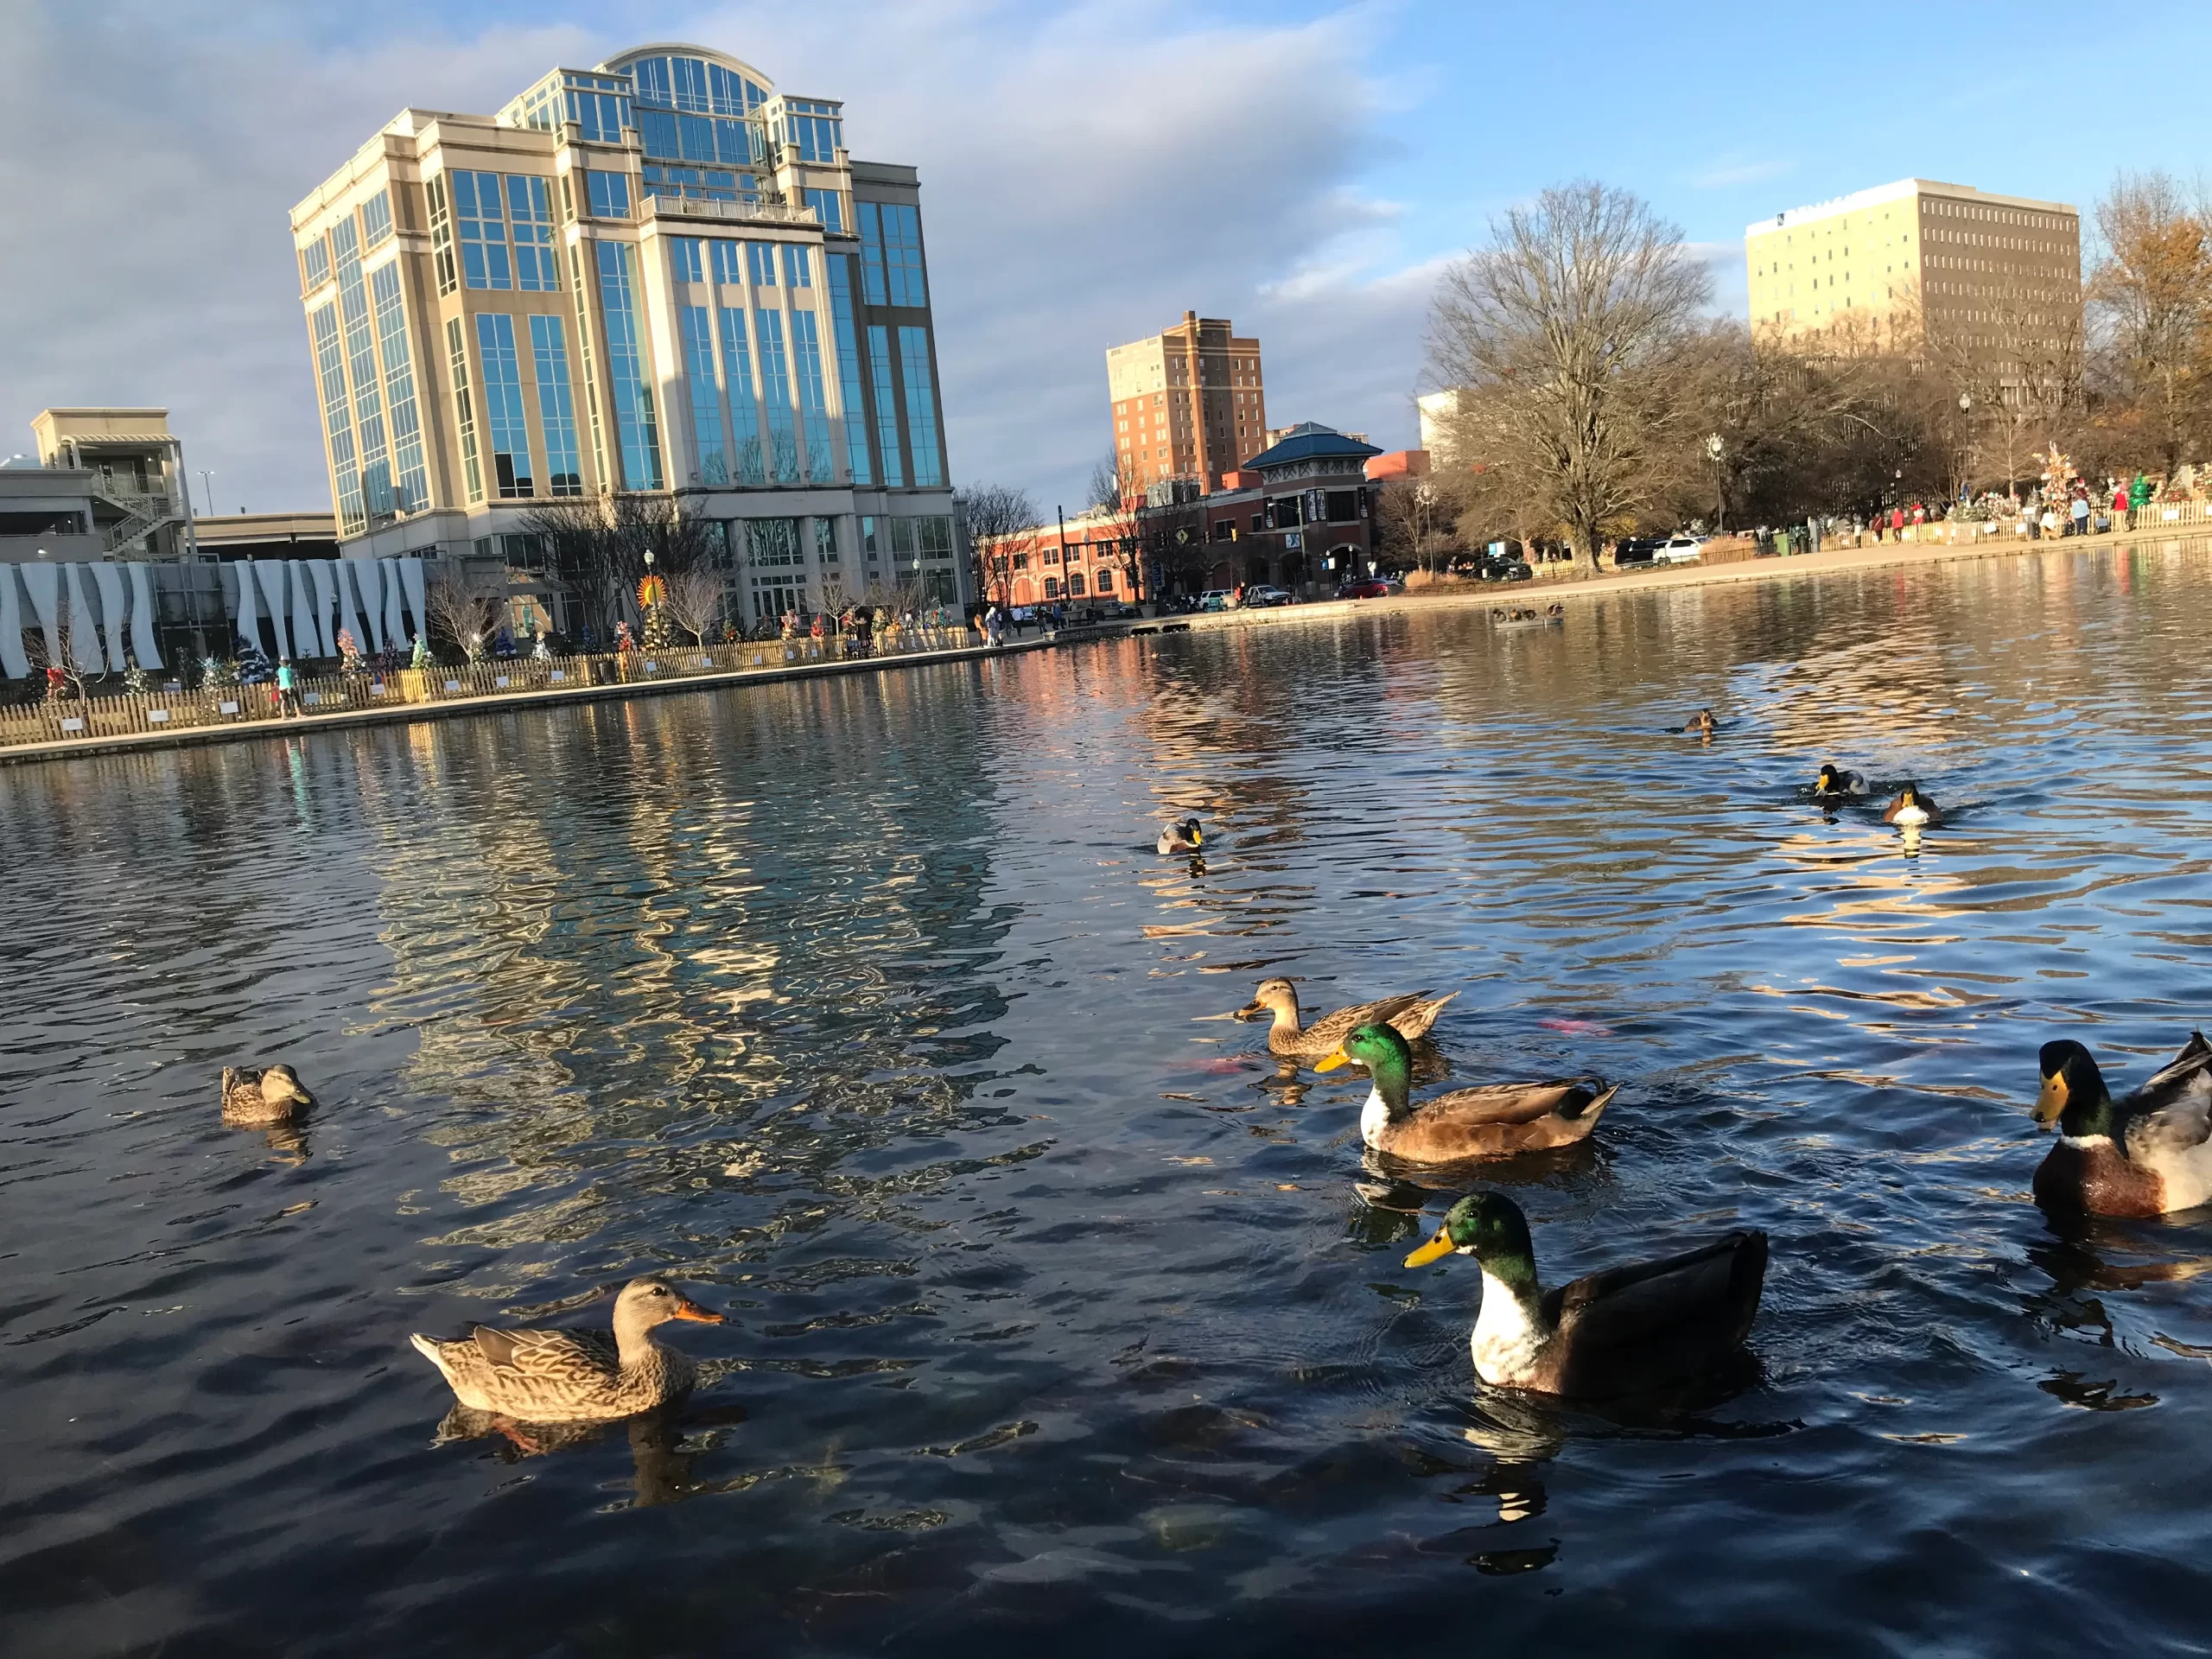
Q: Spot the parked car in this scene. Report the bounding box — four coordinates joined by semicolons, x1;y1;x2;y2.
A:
1197;588;1236;612
1649;535;1705;565
1336;577;1391;600
1242;584;1294;607
1478;555;1533;582
1612;536;1662;566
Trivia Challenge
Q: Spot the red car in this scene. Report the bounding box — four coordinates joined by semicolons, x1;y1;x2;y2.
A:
1336;577;1390;600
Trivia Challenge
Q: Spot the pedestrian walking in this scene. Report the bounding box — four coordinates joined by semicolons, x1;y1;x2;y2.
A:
2112;480;2129;531
276;658;302;717
2070;493;2090;537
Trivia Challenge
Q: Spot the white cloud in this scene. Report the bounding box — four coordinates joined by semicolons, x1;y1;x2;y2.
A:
0;1;1433;518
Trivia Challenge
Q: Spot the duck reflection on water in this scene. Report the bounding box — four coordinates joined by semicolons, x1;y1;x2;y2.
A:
435;1400;750;1508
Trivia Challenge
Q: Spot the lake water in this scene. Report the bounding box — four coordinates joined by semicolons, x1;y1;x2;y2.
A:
6;543;2212;1657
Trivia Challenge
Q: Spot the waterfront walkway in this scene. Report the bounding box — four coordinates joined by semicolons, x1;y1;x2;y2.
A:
0;633;1048;768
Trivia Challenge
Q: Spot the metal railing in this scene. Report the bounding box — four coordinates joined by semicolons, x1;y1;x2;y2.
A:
0;625;985;752
639;194;819;227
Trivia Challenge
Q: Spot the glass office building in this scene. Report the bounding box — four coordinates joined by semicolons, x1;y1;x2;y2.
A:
290;43;963;629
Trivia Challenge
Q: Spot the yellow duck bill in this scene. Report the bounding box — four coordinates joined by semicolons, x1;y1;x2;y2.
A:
2032;1073;2067;1128
1404;1228;1455;1268
1314;1047;1351;1072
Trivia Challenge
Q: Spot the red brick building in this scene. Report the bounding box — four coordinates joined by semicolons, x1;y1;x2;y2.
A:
1106;312;1268;496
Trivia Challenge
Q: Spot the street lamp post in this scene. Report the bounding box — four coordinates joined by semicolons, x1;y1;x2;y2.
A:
1704;434;1724;534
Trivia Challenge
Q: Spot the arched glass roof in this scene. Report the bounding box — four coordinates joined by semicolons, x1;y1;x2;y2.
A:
602;44;772;116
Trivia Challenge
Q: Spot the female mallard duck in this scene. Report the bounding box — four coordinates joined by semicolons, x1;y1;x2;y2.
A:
1684;709;1715;735
410;1278;726;1421
1404;1192;1767;1395
220;1064;312;1123
1813;763;1866;798
1316;1022;1616;1160
2032;1032;2212;1216
1235;977;1457;1059
1157;817;1204;855
1881;783;1943;827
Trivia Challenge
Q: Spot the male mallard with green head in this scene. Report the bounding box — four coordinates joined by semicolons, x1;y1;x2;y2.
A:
410;1278;727;1421
1881;783;1943;827
1404;1192;1767;1395
1315;1022;1615;1160
2032;1033;2212;1217
220;1064;312;1124
1157;817;1204;855
1235;977;1457;1060
1813;763;1866;798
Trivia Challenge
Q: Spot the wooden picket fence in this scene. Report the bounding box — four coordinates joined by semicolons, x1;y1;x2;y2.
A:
0;625;983;751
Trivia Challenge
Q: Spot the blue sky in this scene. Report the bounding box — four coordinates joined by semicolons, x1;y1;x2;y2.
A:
3;0;2208;519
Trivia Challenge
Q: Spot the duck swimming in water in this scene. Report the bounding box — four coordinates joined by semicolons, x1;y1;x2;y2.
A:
1881;783;1942;827
1404;1192;1767;1395
1684;709;1715;735
220;1064;313;1123
1316;1023;1616;1160
1235;977;1458;1061
2032;1033;2212;1217
1813;763;1866;798
410;1278;727;1421
1157;817;1204;855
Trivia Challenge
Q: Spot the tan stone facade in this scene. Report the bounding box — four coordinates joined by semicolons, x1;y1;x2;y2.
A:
1106;313;1264;494
1746;177;2080;368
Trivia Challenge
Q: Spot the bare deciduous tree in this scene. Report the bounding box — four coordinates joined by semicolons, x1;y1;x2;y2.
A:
423;575;499;663
955;482;1040;605
2088;170;2212;474
661;564;730;646
1085;454;1147;601
1429;181;1713;571
519;493;722;641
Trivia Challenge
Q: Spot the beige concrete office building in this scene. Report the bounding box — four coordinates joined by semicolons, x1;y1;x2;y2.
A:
1745;177;2080;366
1107;313;1265;497
290;41;965;633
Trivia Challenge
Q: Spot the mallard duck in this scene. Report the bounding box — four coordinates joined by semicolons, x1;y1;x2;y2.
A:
1404;1192;1767;1396
1157;817;1204;854
1813;763;1866;798
410;1278;726;1421
1315;1022;1616;1160
1684;709;1715;735
1881;783;1943;827
2031;1032;2212;1216
1234;977;1458;1059
220;1064;312;1123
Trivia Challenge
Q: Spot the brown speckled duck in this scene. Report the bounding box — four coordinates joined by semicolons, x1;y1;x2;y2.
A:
1235;977;1458;1060
220;1065;312;1123
410;1279;726;1421
1317;1023;1616;1160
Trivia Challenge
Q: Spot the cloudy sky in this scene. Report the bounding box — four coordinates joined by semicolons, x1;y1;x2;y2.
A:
4;0;2209;519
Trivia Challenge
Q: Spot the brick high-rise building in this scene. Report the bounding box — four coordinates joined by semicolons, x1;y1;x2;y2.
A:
1105;313;1264;496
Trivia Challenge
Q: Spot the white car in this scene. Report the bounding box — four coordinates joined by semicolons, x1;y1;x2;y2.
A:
1649;535;1705;565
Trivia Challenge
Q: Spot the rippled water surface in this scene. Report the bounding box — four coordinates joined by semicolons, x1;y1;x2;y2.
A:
9;544;2212;1657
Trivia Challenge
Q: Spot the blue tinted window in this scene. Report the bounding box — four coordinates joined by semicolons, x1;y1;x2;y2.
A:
715;118;756;168
474;313;534;498
868;324;903;487
301;235;331;291
802;188;842;233
747;242;777;286
334;218;393;522
678;112;716;162
827;257;872;485
718;308;763;484
782;245;811;289
671;238;706;283
454;170;511;289
857;202;887;304
632;55;671;105
585;170;630;219
507;175;556;291
880;205;926;307
639;108;680;159
680;305;726;486
753;308;798;483
899;326;942;486
528;315;582;496
371;263;427;512
594;241;662;489
312;302;359;528
710;240;743;284
789;308;833;481
360;188;393;248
